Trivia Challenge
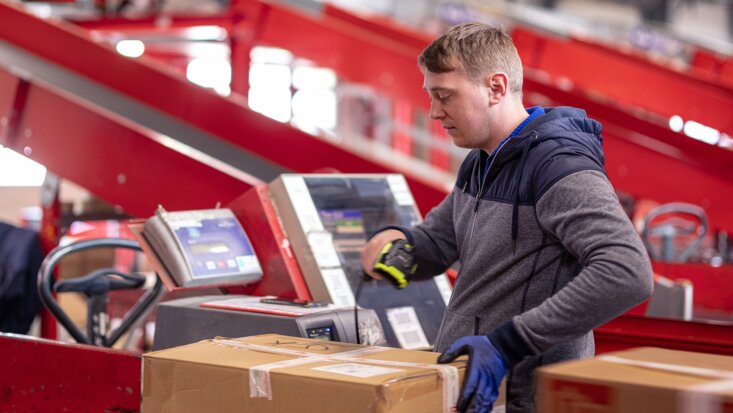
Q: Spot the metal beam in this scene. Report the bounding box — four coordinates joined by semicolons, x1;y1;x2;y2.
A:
0;72;251;217
514;26;733;138
0;0;449;216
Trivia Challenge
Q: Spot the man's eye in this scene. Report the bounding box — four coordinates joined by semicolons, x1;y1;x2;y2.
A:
438;95;450;102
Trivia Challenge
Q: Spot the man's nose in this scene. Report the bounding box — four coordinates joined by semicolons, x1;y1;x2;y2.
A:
429;101;444;120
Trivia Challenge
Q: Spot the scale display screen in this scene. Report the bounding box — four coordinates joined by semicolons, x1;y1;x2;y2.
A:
143;208;263;288
189;242;230;255
306;326;335;341
173;215;259;279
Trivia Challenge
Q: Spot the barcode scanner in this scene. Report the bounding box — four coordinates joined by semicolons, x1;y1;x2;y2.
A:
355;239;417;344
371;239;417;289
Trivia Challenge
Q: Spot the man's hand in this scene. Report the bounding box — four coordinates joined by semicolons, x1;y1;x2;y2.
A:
360;229;406;280
437;336;508;413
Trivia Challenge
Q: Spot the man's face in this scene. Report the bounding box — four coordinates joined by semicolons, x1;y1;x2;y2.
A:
423;69;493;150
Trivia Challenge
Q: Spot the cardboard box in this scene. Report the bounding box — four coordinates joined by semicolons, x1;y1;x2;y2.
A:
537;347;733;412
142;334;467;413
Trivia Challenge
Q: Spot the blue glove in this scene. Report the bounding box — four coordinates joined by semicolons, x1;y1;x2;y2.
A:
437;336;507;413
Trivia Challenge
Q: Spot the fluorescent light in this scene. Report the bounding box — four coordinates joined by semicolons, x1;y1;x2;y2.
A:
293;66;337;89
683;120;720;145
248;62;292;122
248;87;292;123
718;133;733;149
186;58;232;96
250;46;293;65
185;26;227;41
292;89;336;131
115;40;145;58
668;115;684;132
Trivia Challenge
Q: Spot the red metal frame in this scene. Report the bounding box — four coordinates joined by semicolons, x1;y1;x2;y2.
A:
2;5;733;410
429;121;451;172
226;185;312;300
0;334;141;412
690;48;733;90
392;99;413;156
594;314;733;356
64;3;733;232
523;74;733;232
0;76;29;145
650;262;733;313
513;27;733;138
69;1;430;112
322;4;432;50
0;71;251;217
0;0;448;218
38;175;61;340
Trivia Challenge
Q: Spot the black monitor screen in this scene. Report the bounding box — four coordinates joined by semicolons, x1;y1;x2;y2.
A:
304;177;421;291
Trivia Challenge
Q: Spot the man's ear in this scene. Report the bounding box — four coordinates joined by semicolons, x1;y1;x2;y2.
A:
486;72;509;104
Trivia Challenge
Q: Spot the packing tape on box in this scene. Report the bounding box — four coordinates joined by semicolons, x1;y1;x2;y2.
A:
679;379;733;413
600;355;733;413
212;338;459;413
599;355;733;380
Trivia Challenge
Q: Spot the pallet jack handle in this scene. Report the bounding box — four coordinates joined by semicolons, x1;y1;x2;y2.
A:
38;238;163;347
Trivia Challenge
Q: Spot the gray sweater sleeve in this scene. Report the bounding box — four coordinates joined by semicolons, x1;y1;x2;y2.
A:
409;189;459;279
514;170;653;354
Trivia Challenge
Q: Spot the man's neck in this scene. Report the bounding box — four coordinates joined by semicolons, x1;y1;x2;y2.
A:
483;100;529;154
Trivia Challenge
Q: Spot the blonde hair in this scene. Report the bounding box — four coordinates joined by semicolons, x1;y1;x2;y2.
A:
418;22;523;93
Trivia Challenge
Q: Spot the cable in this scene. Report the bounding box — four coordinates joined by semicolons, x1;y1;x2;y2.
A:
354;273;369;345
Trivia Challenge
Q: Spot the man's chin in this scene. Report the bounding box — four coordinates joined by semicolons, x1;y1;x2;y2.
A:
450;137;471;149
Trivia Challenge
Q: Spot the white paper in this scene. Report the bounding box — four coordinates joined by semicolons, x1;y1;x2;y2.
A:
386;306;430;350
320;268;355;307
433;274;453;305
307;231;341;269
387;175;415;206
312;363;404;378
282;176;324;233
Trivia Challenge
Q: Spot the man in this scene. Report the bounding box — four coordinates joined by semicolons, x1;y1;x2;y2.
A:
360;23;653;413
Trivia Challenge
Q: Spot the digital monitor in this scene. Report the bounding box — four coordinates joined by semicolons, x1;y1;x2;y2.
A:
306;326;336;341
269;174;453;349
143;208;263;288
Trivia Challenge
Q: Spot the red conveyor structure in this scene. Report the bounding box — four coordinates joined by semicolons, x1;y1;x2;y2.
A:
512;26;733;139
2;1;733;411
0;0;449;219
0;2;445;410
64;0;733;231
690;45;733;90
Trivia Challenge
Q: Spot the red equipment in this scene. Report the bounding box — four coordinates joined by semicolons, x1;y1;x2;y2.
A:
62;1;733;232
1;2;733;412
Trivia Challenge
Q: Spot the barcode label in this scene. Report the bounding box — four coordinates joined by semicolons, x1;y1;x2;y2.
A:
335;294;353;307
433;274;453;305
308;231;341;269
393;312;412;325
387;175;415;206
386;307;430;350
321;268;354;307
400;331;423;346
312;363;404;378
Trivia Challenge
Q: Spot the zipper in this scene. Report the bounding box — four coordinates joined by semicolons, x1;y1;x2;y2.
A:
466;141;508;250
